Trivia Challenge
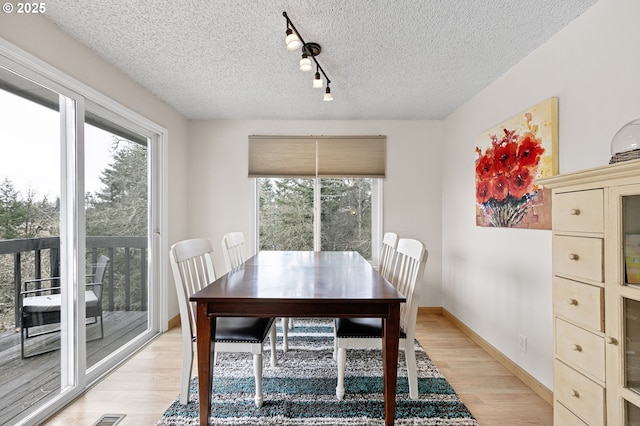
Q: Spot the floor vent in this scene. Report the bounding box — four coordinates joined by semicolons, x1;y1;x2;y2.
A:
92;414;126;426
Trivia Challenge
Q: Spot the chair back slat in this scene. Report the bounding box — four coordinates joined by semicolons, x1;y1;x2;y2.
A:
222;231;247;271
389;238;428;332
379;232;398;281
170;238;217;338
90;254;110;300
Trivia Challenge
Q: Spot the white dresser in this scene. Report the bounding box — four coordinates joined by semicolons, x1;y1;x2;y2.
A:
539;159;640;425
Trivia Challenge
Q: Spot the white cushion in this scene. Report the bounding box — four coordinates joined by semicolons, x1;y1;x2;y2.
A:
23;290;99;312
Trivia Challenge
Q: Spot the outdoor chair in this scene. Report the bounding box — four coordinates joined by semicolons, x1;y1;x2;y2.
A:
170;237;277;407
19;254;109;359
334;238;428;400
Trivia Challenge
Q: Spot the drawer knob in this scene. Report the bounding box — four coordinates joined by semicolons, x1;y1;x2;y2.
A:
570;389;580;398
606;336;618;345
567;298;578;306
568;253;579;261
571;344;582;352
569;208;581;216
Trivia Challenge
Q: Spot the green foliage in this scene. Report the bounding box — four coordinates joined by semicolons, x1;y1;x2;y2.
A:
259;178;314;250
0;178;57;239
86;141;148;237
321;179;372;258
258;178;372;258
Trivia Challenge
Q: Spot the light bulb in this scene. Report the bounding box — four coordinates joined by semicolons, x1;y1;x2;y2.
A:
323;87;333;101
299;54;312;72
312;72;323;88
285;28;301;51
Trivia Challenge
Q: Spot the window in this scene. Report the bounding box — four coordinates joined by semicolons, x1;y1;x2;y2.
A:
250;135;385;261
257;177;380;260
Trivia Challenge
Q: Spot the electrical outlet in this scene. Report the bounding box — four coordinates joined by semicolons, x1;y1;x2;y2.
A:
518;333;527;353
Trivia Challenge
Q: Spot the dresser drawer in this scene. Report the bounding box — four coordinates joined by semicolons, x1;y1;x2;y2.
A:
553;276;604;332
554;359;605;426
555;401;588;425
554;189;604;233
553;235;603;282
555;318;605;381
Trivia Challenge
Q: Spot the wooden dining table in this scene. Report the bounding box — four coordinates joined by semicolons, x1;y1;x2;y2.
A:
189;250;406;426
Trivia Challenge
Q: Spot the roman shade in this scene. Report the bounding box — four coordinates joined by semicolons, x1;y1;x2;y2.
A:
248;135;386;178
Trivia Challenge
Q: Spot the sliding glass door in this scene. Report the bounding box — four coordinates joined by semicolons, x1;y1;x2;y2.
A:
0;51;163;425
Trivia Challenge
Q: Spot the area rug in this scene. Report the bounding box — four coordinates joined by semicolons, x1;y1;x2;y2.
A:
158;319;478;425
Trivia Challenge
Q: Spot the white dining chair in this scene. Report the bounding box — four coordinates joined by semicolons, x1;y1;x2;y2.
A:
170;238;277;407
379;231;399;281
221;231;290;351
221;231;247;272
333;231;399;361
334;238;428;400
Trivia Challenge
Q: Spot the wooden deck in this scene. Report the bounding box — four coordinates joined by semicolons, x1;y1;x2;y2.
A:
0;311;147;426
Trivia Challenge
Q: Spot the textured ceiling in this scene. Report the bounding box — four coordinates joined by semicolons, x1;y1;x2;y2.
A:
43;0;598;120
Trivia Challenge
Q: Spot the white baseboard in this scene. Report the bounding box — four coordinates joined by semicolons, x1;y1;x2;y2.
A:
418;307;553;405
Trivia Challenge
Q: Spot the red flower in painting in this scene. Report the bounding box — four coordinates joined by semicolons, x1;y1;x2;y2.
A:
492;141;517;175
490;175;509;201
509;165;533;199
476;179;491;204
516;132;545;167
475;150;496;180
475;120;546;227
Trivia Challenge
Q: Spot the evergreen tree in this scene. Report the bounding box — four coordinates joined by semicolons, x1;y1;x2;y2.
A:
259;178;314;251
258;178;372;258
86;140;147;237
0;178;27;239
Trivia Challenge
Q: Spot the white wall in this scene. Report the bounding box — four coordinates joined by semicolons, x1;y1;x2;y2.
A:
188;120;444;306
442;0;640;390
0;14;190;321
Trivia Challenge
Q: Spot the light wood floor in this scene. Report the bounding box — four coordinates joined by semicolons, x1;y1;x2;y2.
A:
45;313;553;425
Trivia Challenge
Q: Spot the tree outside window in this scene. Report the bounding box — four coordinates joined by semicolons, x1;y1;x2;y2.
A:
258;178;373;259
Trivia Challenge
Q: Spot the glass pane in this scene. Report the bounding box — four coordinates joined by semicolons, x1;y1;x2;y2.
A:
258;178;313;250
0;67;63;424
624;195;640;287
625;298;640;393
84;116;149;369
320;178;372;259
626;399;640;426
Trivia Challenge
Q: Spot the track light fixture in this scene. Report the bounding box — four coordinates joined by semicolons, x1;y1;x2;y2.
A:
299;53;312;72
283;11;333;101
285;28;301;51
324;86;333;102
312;68;324;89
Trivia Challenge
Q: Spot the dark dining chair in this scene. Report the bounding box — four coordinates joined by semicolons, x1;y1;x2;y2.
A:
20;254;109;359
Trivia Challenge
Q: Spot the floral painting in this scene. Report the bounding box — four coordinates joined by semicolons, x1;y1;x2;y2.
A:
475;98;558;229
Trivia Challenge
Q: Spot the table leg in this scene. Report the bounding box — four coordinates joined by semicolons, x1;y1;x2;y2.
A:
382;303;400;426
196;303;215;426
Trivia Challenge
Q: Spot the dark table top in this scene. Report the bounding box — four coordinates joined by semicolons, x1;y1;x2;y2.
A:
190;250;405;305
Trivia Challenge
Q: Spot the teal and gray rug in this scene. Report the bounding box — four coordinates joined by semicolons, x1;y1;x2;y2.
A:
158;319;478;425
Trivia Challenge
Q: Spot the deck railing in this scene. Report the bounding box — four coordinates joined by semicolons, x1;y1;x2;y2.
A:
0;236;147;328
